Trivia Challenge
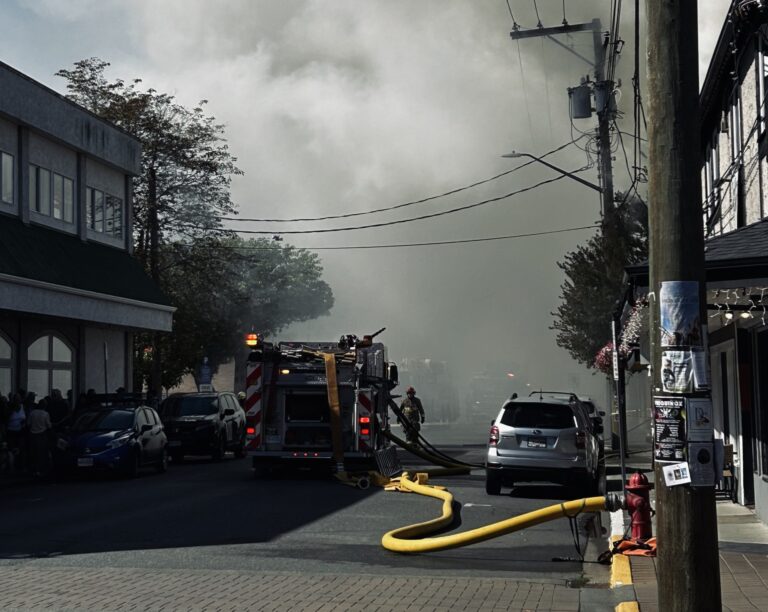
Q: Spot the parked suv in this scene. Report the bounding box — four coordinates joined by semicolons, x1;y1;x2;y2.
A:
159;392;246;461
485;394;601;495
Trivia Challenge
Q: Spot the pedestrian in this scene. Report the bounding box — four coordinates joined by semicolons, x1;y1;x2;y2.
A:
27;399;52;477
399;386;425;446
6;393;27;472
47;389;69;429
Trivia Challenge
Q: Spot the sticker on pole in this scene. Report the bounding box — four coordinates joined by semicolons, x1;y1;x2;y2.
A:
662;462;692;487
653;396;686;462
689;442;716;487
687;398;714;442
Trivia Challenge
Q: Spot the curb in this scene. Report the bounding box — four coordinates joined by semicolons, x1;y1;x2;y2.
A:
610;535;637;611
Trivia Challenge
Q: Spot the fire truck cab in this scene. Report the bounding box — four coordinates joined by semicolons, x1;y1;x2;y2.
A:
243;334;398;475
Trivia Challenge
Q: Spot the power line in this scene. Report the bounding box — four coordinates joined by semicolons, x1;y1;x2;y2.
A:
216;171;590;235
223;137;585;223
174;224;600;252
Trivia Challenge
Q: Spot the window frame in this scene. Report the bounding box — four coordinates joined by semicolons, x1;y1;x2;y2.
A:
29;164;76;230
26;333;75;400
0;150;13;206
86;186;124;240
0;331;15;396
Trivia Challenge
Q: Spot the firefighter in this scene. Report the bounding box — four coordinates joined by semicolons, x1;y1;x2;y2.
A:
400;386;425;445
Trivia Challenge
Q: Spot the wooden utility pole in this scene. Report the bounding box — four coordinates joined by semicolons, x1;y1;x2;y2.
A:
647;2;721;610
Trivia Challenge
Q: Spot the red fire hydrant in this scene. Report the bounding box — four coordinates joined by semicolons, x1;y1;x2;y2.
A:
625;471;653;541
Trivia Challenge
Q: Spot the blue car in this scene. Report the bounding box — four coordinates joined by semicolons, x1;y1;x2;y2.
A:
59;406;168;477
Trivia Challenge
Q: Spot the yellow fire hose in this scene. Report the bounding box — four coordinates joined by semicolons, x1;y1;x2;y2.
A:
382;472;621;553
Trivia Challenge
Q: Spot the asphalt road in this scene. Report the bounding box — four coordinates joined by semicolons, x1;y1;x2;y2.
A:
0;422;606;585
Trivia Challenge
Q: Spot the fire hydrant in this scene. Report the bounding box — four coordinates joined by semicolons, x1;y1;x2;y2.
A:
625;471;653;541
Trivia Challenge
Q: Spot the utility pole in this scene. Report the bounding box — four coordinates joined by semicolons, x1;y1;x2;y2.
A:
511;20;614;220
647;2;721;610
511;20;626;458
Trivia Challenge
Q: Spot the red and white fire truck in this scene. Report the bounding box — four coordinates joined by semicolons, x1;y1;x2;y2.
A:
242;332;399;475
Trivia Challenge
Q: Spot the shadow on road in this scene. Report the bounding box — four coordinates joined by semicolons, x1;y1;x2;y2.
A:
0;457;376;559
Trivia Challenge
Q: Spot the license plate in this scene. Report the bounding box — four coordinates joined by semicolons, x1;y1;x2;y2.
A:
77;458;94;467
527;437;546;448
168;440;182;447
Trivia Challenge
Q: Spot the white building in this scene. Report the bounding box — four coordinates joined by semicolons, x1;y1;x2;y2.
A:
0;61;173;404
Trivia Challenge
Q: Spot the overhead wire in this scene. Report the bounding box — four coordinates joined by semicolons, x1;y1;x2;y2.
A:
214;171;593;235
223;136;586;223
172;224;600;252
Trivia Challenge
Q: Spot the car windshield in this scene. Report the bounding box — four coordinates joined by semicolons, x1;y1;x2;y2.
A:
74;410;134;432
161;396;218;417
500;403;575;429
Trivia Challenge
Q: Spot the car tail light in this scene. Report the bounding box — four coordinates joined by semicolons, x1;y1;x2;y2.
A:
360;428;370;436
359;416;371;424
575;430;586;449
489;425;499;446
246;427;256;435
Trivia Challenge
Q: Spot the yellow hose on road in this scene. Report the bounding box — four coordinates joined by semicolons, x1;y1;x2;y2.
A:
381;472;609;553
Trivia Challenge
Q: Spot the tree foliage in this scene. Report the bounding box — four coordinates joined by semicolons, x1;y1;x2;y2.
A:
551;196;648;368
57;59;334;390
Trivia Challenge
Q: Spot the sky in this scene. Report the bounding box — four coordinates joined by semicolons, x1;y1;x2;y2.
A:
0;0;733;407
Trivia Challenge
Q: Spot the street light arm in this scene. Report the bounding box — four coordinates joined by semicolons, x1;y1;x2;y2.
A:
502;152;603;193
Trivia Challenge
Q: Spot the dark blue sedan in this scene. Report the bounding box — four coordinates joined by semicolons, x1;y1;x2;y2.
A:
58;406;168;477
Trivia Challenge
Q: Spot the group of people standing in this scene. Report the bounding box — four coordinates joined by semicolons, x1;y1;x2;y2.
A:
0;388;70;477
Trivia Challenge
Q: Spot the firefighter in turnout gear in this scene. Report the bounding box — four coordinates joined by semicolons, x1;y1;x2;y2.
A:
400;386;425;445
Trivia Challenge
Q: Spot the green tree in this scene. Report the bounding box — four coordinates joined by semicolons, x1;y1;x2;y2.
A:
56;59;334;391
551;196;647;368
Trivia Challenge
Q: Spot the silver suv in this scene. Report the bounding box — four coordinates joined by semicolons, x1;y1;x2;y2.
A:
485;394;601;495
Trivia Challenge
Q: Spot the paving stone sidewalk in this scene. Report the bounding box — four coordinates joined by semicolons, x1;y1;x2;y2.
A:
0;565;587;611
631;551;768;612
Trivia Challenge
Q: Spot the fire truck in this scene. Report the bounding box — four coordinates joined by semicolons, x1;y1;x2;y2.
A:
242;331;399;476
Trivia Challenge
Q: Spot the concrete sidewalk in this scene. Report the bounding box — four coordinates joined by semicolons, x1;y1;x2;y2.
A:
606;453;768;611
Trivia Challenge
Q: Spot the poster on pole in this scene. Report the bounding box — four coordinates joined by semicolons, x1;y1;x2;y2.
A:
661;350;693;393
659;281;703;347
662;462;692;487
654;396;686;462
687;398;714;441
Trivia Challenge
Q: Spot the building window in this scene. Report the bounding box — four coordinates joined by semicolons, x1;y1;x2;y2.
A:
0;333;13;396
29;165;74;223
27;334;74;400
1;151;13;205
87;187;123;238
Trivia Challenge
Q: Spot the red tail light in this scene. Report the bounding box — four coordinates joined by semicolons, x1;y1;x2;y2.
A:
359;416;371;424
360;428;370;436
575;430;586;449
489;425;499;446
246;427;256;435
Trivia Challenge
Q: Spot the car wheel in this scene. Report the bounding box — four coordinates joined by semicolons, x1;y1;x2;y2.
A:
156;449;168;473
485;470;502;495
126;451;141;479
212;435;226;461
234;434;247;459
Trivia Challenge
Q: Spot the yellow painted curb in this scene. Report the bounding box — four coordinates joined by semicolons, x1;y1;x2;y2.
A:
610;536;633;588
615;602;639;612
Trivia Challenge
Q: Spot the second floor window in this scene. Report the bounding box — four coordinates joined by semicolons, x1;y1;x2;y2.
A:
1;151;13;205
29;164;74;223
86;187;123;238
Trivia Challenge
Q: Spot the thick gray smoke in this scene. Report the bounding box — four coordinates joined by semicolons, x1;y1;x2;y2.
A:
1;0;731;412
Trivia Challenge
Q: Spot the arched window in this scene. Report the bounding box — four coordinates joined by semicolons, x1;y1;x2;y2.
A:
27;334;74;400
0;332;13;396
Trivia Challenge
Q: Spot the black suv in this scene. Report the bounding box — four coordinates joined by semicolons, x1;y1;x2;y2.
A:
159;392;246;461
